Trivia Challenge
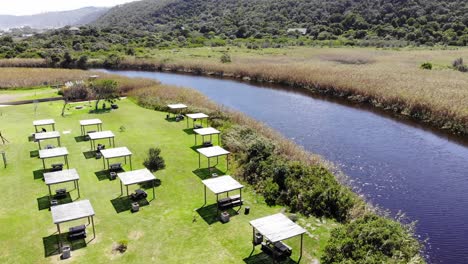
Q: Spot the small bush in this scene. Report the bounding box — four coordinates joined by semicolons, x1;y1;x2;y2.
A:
322;214;423;263
420;62;432;70
143;147;166;172
452;58;467;72
220;53;231;63
116;239;128;253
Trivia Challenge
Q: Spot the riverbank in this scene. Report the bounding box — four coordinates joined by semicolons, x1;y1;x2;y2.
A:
1;47;467;136
0;68;424;263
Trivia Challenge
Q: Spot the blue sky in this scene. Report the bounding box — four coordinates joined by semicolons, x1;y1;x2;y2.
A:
1;0;140;15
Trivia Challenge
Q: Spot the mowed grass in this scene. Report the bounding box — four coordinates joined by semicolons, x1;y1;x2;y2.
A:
0;99;337;263
0;87;61;103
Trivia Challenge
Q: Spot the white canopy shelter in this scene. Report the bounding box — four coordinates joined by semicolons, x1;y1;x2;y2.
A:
167;103;187;118
118;168;156;200
202;175;243;204
250;213;307;260
100;147;132;170
80;119;103;135
44;168;80;199
197;146;230;171
39;147;69;169
33;119;55;132
51;200;96;250
186;113;209;128
194;127;220;146
34;131;61;149
88;130;115;150
167;103;187;110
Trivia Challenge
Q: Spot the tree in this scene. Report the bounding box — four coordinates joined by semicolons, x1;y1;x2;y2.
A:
143;147;166;172
90;79;119;111
61;84;90;116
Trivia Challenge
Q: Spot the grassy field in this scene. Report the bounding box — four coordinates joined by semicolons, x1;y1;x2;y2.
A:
0;98;337;263
0;87;61;103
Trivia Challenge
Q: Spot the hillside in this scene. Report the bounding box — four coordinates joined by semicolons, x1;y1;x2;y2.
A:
94;0;468;45
0;7;109;30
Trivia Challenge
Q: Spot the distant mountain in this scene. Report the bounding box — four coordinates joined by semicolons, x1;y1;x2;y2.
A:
94;0;468;45
0;7;109;30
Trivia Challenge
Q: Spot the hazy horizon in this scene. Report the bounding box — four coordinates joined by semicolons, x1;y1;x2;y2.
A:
1;0;140;16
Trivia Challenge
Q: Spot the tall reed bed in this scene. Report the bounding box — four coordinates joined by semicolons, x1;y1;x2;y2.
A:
0;68;157;93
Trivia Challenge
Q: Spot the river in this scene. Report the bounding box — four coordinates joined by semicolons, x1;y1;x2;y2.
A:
102;69;468;264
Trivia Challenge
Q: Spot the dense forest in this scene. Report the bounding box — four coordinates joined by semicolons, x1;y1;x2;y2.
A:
0;0;467;60
95;0;468;46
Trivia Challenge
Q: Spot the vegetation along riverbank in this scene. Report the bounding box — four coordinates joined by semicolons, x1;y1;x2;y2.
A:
1;46;467;137
0;67;423;263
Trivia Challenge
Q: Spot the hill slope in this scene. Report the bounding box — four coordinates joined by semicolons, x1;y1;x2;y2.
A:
0;7;109;30
94;0;468;45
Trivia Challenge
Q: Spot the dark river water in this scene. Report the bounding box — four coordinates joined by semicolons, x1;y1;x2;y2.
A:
103;70;468;264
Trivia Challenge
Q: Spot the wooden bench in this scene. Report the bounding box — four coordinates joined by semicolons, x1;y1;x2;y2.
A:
68;225;86;240
109;163;122;171
217;195;243;210
51;163;63;171
130;189;147;200
55;188;67;198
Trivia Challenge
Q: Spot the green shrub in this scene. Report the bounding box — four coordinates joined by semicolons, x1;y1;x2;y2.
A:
116;239;128;253
103;53;122;68
220;52;231;63
322;214;423;263
223;125;355;222
143;147;166;172
420;62;432;70
452;58;467;72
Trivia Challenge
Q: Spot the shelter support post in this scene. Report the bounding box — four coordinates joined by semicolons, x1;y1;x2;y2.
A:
57;224;62;251
65;156;69;169
204;185;207;205
299;233;304;262
152;180;155;201
76;180;80;198
91;216;96;239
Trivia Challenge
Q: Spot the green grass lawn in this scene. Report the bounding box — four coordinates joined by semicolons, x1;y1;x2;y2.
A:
0;99;337;263
0;87;61;103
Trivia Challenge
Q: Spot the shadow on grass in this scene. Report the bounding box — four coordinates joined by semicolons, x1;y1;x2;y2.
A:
183;128;195;135
37;193;72;211
43;233;87;257
83;150;96;159
33;169;52;180
94;169;120;181
88;109;111;114
30;150;39;158
196;204;219;225
165;117;179;122
196;204;238;225
190;146;202;153
243;252;297;264
192;168;225;180
110;196;149;213
74;136;88;143
139;179;161;189
28;135;35;142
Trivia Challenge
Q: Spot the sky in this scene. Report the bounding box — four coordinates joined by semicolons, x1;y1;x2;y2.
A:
0;0;140;16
